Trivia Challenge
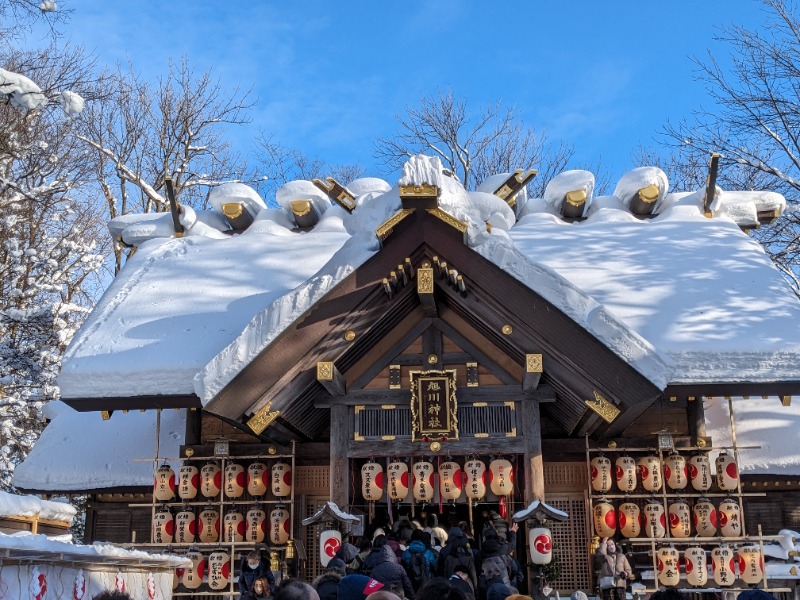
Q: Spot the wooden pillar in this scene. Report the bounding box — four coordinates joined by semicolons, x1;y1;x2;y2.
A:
330;403;351;508
519;399;545;502
687;397;707;444
184;407;202;446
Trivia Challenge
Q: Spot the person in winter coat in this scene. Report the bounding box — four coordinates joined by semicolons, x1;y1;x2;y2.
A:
241;576;271;600
438;526;477;589
313;558;346;600
595;538;632;600
448;565;476;600
402;529;438;589
477;523;520;588
369;544;416;599
424;513;448;549
478;557;517;598
240;551;276;596
365;535;397;573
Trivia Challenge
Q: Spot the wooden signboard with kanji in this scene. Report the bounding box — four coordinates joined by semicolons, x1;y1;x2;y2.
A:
410;369;458;442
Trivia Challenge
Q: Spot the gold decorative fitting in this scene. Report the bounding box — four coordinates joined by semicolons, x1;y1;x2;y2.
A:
474;433;489;438
101;410;111;421
421;259;432;268
783;395;792;406
502;324;513;335
427;354;438;365
638;184;660;204
564;189;587;207
417;267;434;294
268;446;277;455
316;361;334;381
247;401;281;435
526;353;543;373
344;330;356;341
426;208;468;234
608;440;618;448
473;402;488;408
222;202;244;219
290;200;312;217
381;404;396;410
399;183;439;198
505;428;517;437
354;405;365;414
185;448;195;457
430;441;442;452
504;401;515;410
585;390;620;423
669;396;677;402
375;209;414;241
697;439;707;448
688;396;696;401
382;435;396;441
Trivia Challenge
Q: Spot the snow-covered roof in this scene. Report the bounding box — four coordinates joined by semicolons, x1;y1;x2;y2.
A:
0;490;76;523
13;402;185;491
57;156;800;405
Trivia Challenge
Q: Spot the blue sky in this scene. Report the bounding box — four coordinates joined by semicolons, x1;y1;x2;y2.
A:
43;1;767;183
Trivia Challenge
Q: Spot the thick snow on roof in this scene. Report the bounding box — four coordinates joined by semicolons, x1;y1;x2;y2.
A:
0;490;76;523
13;402;184;491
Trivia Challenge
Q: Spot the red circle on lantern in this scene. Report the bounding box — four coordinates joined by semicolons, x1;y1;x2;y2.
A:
639;465;649;479
738;556;746;572
375;472;384;488
604;510;617;529
710;509;718;527
213;471;222;490
618;512;627;528
615;465;623;480
685;558;694;573
222;561;230;579
237;521;246;536
197;559;206;579
324;538;341;558
657;558;664;572
669;513;680;528
719;512;728;526
591;465;598;480
283;519;290;534
534;534;552;554
236;472;245;488
665;465;672;480
689;464;698;479
189;520;197;535
660;513;666;527
727;463;738;479
283;471;292;486
453;469;463;489
191;473;199;489
165;520;175;536
400;471;409;487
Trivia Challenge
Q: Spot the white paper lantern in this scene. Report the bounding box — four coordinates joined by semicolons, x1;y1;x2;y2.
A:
718;499;742;537
270;507;291;545
689;454;712;492
198;506;220;543
643;501;666;538
361;462;384;501
489;458;514;496
615;456;637;492
439;461;463;501
716;452;739;491
152;508;174;544
223;510;245;543
684;546;708;587
387;462;410;501
320;529;342;567
247;462;268;496
693;498;718;537
590;456;613;493
668;500;691;538
154;464;176;501
175;509;196;544
464;459;487;499
657;547;681;587
528;526;553;565
593;500;617;538
665;453;688;490
200;463;221;498
412;461;435;501
182;550;205;590
737;546;764;585
208;550;231;591
618;502;641;538
224;463;245;498
246;506;267;543
637;455;662;492
712;546;736;587
177;464;199;500
272;462;292;497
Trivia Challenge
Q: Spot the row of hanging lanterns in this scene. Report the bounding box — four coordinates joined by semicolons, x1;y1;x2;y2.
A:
153;505;289;545
154;462;292;501
172;550;232;591
593;498;742;538
360;459;513;502
655;545;763;587
590;452;738;493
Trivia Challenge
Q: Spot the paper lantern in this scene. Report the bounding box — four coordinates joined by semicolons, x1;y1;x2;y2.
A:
637;455;662;492
439;461;463;501
198;506;220;543
529;526;553;565
320;529;342;567
615;456;637;492
590;456;613;493
152;508;174;544
154;464;176;501
270;507;291;545
689;453;712;492
200;463;221;498
182;550;205;590
208;550;231;591
247;462;268;496
593;500;617;537
272;462;292;497
737;546;764;585
175;508;196;544
114;573;126;593
387;461;409;501
693;498;718;537
361;462;384;501
684;546;708;587
464;459;487;500
657;546;681;587
712;546;736;587
246;506;267;543
618;502;641;538
177;464;199;500
716;452;739;491
223;510;245;543
668;500;691;538
665;453;688;490
224;463;245;498
412;461;435;502
488;458;514;496
718;498;742;537
643;501;666;538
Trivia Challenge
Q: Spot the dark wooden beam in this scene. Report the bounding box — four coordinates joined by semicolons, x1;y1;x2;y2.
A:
347;435;526;458
330;403;350;508
313;385;557;408
422;326;443;370
687;397;707;444
417;266;438;317
62;394;201;412
662;381;800;401
317;362;346;396
519;395;544;502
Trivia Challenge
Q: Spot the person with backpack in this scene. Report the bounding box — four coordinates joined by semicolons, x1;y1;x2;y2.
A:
402;530;438;591
448;565;476;600
369;540;416;599
438;526;477;590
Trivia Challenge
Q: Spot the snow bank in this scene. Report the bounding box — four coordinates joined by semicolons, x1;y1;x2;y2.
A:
0;491;76;523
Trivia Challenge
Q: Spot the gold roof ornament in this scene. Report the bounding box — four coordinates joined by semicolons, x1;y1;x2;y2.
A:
399;183;439;209
584;390;620;423
247;401;281;435
492;168;538;209
312;177;356;212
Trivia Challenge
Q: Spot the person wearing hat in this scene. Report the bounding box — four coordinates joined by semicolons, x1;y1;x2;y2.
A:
595;538;632;600
337;574;385;600
439;526;477;589
273;578;320;600
313;558;346;600
448;564;476;600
